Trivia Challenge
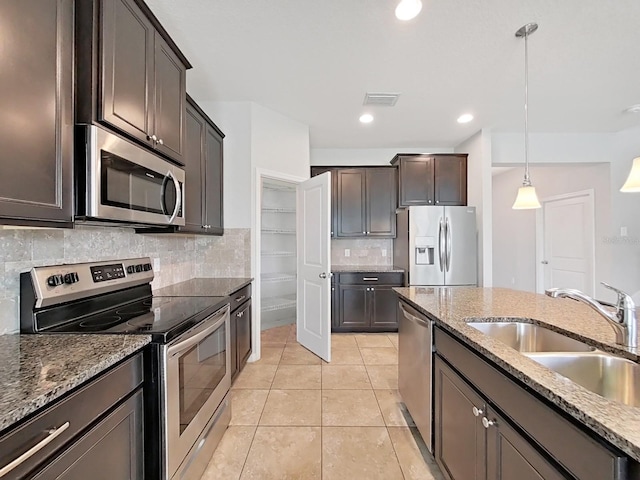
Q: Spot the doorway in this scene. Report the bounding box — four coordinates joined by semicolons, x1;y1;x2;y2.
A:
536;190;595;295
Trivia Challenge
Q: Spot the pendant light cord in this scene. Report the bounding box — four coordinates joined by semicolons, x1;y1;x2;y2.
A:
524;29;531;186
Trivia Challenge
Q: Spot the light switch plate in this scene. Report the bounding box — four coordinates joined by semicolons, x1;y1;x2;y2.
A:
382;249;387;257
345;249;350;257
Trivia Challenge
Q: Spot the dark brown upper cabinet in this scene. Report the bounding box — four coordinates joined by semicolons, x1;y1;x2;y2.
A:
76;0;191;165
180;96;224;235
391;154;468;207
0;0;74;227
335;168;397;238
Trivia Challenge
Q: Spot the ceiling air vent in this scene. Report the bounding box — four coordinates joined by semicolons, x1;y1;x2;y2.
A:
363;92;401;107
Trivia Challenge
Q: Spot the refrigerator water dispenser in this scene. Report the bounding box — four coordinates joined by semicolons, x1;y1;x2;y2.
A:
415;237;435;265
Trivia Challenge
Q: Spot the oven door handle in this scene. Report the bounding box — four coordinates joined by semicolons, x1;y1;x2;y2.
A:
167;305;229;357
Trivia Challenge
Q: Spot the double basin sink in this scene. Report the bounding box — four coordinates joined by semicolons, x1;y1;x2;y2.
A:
468;321;640;408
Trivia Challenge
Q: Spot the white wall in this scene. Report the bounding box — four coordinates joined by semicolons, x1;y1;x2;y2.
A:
492;164;612;299
310;147;453;166
199;101;253;228
455;129;492;286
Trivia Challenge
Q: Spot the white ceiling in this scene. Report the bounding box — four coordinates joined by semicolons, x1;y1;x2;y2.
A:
146;0;640;148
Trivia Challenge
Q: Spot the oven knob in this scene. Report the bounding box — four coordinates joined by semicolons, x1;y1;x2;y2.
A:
143;263;152;271
135;264;143;273
127;265;135;274
63;272;79;284
47;275;64;287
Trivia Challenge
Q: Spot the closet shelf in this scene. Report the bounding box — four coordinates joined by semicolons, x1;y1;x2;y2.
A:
262;272;296;282
261;295;297;312
261;229;296;235
261;251;296;257
262;207;296;213
263;184;296;192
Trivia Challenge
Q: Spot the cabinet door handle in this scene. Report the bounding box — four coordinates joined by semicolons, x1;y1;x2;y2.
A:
235;295;246;302
158;138;164;145
472;406;484;417
362;277;378;281
237;311;244;317
482;417;496;429
0;422;70;477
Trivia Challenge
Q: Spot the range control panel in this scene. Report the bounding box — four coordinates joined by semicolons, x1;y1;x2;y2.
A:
28;257;155;309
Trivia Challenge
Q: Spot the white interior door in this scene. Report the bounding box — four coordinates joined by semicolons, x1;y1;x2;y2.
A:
296;172;331;361
540;191;595;295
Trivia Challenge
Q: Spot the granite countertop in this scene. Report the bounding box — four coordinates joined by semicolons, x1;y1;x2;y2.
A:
331;265;404;273
0;334;150;434
394;286;640;462
154;277;253;297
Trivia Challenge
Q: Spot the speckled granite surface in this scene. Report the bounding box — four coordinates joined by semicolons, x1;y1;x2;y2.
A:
331;265;404;273
154;278;253;297
394;286;640;462
0;334;150;433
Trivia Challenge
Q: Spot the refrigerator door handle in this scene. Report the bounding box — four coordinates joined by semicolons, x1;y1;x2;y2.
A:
438;217;445;272
445;217;452;272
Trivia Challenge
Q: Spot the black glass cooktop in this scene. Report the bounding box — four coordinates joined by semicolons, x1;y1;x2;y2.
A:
48;295;228;343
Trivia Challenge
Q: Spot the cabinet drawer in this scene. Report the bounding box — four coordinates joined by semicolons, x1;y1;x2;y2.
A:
229;284;251;313
435;328;627;480
337;272;403;285
0;352;143;479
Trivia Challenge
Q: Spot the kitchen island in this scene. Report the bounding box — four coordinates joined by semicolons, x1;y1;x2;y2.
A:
394;286;640;474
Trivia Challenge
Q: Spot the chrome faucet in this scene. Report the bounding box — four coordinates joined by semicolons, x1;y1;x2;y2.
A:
545;282;637;348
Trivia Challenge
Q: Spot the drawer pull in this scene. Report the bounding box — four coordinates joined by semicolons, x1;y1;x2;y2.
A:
362;277;379;281
0;421;70;477
234;295;246;302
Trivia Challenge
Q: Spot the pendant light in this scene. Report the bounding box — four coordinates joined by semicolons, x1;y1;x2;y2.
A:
620;157;640;192
512;23;542;210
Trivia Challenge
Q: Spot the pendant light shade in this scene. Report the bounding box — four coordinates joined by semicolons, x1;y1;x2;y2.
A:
395;0;422;20
512;23;541;210
513;185;542;209
620;157;640;192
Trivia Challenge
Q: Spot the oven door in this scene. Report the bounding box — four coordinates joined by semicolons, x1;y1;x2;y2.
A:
163;305;230;479
84;125;185;226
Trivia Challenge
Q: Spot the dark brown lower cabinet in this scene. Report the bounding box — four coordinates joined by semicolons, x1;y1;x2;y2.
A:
230;284;252;382
434;327;630;480
333;272;403;332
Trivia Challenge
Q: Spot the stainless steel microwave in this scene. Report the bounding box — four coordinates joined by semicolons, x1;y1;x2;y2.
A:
76;125;185;227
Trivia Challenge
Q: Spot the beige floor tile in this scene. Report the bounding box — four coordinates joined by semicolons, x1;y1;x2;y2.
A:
322;365;372;389
322;390;384;426
230;389;269;425
354;334;395;348
240;426;321;479
374;389;415;427
366;365;399;389
261;325;291;346
280;344;322;365
260;390;322;426
322;426;404;480
331;334;358;348
388;427;444;480
322;346;363;365
287;325;298;343
232;364;278;389
271;365;322;389
201;426;256;480
387;333;399;349
360;347;398;365
252;346;284;365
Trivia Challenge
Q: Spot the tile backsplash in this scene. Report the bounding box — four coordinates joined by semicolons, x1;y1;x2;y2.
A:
0;226;250;334
331;238;393;266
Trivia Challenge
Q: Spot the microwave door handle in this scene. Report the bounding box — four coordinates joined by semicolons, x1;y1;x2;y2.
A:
165;170;182;224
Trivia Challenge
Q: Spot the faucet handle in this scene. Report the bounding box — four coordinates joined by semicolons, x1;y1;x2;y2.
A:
601;282;635;309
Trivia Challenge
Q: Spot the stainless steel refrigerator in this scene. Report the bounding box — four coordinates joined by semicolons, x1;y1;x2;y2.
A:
394;206;477;286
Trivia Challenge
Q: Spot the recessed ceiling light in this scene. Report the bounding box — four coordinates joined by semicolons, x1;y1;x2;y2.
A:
457;113;474;124
359;114;374;124
623;104;640;114
395;0;422;21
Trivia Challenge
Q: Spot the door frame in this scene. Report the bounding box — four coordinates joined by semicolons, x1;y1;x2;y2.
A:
535;189;596;295
251;168;306;362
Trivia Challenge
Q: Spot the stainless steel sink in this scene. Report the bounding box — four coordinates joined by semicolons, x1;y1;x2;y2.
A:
526;353;640;407
468;322;595;353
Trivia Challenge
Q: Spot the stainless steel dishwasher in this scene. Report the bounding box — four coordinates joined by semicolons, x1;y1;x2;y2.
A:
398;299;433;452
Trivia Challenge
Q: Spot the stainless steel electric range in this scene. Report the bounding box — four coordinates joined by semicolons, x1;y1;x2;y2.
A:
20;257;231;480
